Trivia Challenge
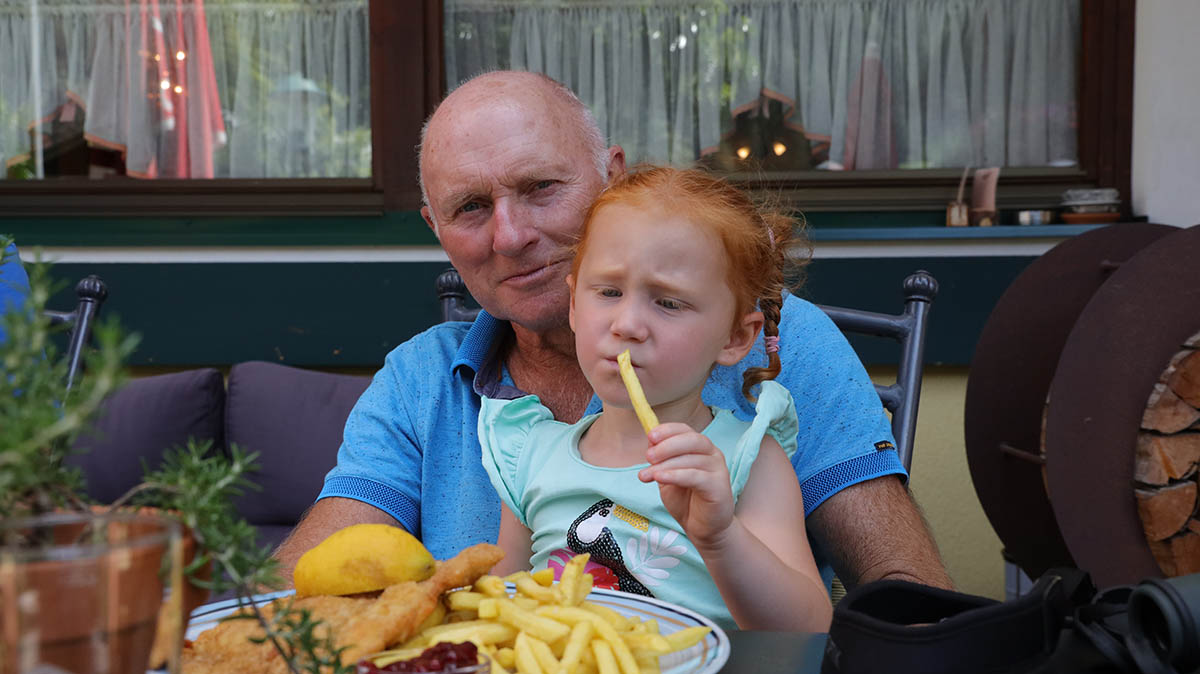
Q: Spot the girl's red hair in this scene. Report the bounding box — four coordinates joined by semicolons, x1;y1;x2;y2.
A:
572;165;811;399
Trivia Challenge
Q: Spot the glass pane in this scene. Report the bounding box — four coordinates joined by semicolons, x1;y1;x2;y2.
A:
0;0;370;180
445;0;1079;172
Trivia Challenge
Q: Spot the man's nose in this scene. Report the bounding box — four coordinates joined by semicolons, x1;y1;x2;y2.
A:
491;198;538;255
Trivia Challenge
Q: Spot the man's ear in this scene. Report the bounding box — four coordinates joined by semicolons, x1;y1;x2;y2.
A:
716;311;764;366
567;274;578;332
421;206;439;239
606;145;626;182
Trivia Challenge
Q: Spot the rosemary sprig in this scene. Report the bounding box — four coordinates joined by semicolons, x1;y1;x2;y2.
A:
245;598;354;674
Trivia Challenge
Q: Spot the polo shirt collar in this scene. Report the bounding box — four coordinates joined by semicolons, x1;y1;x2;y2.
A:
450;310;527;400
450;310;603;412
451;309;504;374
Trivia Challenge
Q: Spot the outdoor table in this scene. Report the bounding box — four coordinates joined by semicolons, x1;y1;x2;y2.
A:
721;631;828;674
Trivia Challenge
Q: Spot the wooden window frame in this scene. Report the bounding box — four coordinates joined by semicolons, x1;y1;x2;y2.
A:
0;0;1133;219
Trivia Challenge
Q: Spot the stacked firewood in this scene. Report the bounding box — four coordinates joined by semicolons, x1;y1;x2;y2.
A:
1136;336;1200;576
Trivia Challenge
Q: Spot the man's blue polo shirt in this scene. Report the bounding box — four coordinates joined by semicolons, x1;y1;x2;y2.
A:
1;242;32;347
319;293;904;570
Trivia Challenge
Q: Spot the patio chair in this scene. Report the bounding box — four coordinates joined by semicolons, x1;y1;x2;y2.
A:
815;270;938;472
437;268;480;323
435;267;938;471
45;274;108;391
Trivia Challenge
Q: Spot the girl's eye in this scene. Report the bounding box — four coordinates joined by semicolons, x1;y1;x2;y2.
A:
599;288;621;298
658;298;684;310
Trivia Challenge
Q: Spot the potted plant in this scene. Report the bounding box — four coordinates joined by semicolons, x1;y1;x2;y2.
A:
0;239;350;674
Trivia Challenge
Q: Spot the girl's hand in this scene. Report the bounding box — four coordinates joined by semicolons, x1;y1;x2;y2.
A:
638;423;734;546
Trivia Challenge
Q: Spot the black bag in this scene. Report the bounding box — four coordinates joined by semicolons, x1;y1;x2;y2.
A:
821;568;1145;674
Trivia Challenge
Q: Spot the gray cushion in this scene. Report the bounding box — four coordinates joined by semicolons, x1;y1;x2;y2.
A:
70;368;226;504
225;361;370;545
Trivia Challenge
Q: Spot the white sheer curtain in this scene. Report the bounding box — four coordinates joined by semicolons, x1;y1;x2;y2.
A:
0;0;369;179
445;0;1078;170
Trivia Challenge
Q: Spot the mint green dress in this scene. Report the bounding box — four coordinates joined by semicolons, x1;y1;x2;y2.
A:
479;380;799;631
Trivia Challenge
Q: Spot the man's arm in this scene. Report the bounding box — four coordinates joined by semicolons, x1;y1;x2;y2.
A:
273;497;403;589
806;475;954;590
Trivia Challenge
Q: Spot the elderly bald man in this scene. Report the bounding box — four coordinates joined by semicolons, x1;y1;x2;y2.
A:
275;71;952;592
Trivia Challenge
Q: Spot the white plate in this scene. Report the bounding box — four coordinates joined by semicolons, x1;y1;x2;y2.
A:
185;588;730;674
573;587;730;674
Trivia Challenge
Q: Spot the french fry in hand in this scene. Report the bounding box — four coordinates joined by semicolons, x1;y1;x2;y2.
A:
617;349;659;434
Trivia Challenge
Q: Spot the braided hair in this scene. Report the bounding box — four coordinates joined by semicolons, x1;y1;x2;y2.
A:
572;165;811;401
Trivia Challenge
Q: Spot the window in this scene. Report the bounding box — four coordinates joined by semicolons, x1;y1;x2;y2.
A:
446;0;1079;174
0;0;434;216
443;0;1134;215
1;0;370;180
0;0;1133;219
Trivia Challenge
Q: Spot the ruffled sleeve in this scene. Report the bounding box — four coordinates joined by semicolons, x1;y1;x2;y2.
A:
478;395;554;527
727;380;800;499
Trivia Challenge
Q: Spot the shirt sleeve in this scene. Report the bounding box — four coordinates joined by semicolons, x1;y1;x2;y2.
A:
318;343;426;535
478;395;553;527
775;295;904;513
1;242;31;347
727;380;799;499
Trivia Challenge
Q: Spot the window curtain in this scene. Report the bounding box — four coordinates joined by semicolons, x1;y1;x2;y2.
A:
445;0;1078;170
0;0;369;179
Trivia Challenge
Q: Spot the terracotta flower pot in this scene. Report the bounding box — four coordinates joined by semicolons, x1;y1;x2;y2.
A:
0;511;182;674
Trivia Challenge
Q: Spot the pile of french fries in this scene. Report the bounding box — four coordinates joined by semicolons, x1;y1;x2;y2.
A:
369;553;710;674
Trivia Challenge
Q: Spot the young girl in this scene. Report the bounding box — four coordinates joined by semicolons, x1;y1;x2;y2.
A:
479;166;831;632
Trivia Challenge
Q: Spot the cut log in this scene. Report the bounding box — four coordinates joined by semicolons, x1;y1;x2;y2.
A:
1138;433;1200;481
1168;350;1200;408
1160;433;1200;478
1150;538;1178;577
1136;481;1198;541
1175;533;1200;575
1135;435;1171;485
1189;519;1200;536
1163;531;1200;576
1143;384;1200;433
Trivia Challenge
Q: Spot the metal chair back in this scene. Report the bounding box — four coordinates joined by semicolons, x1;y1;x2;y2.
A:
44;275;108;391
817;270;938;472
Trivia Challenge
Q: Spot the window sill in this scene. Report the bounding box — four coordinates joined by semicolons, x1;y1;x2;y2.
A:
0;179;384;217
807;223;1118;259
810;224;1110;242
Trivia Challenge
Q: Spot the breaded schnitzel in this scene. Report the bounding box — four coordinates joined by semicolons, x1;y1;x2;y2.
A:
182;543;503;673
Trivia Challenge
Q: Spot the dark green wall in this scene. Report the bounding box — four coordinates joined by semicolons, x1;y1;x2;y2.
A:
2;211;433;247
799;257;1030;367
45;256;1033;369
15;211;1094;369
